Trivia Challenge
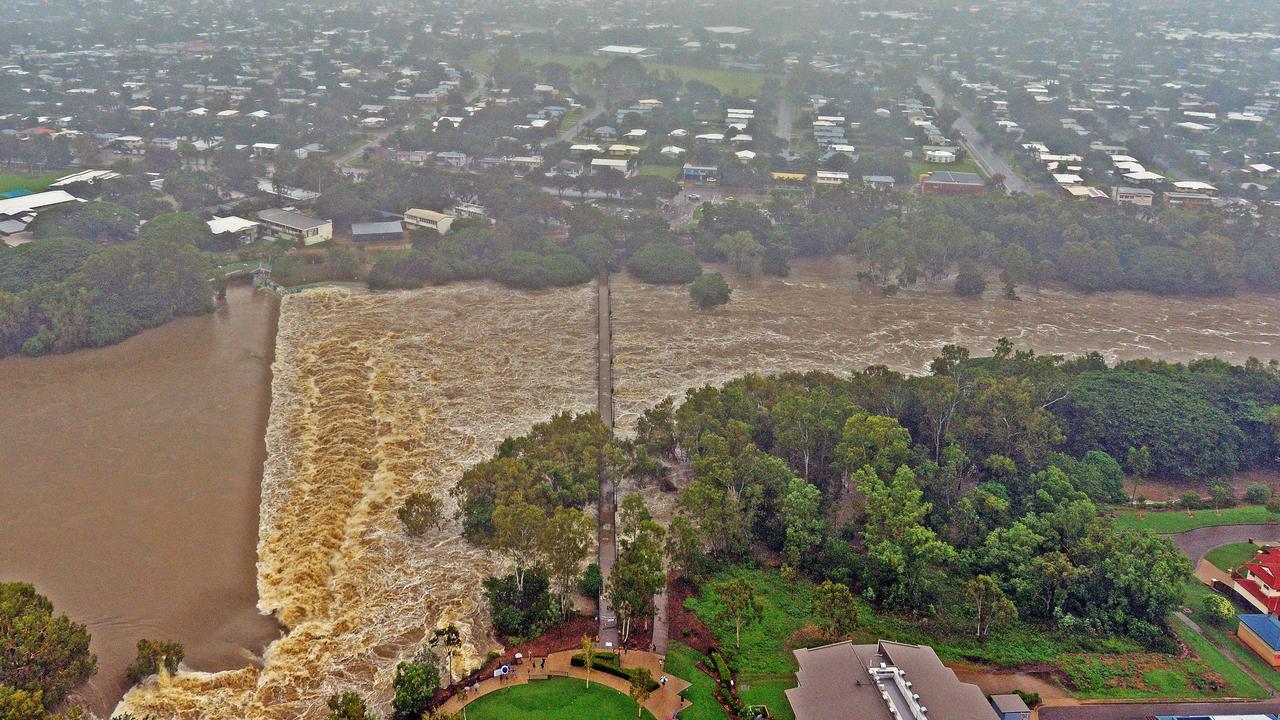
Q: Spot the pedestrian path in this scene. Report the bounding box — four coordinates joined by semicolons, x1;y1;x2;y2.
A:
438;648;692;719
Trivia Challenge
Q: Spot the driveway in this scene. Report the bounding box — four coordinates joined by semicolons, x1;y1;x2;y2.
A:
1166;524;1280;565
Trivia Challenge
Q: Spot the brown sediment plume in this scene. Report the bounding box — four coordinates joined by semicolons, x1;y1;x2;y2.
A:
116;284;596;719
115;259;1280;718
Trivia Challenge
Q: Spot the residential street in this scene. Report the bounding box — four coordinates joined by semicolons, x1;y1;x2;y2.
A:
1166;524;1280;565
916;75;1033;194
1041;700;1280;720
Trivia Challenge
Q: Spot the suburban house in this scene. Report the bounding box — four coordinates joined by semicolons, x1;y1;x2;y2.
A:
1164;192;1213;208
919;171;985;196
206;215;259;244
0;190;81;236
786;640;996;720
863;175;898;190
590;157;633;177
815;170;850;186
403;208;454;235
351;220;404;243
1237;614;1280;668
257;208;332;246
1113;186;1155;206
1231;547;1280;614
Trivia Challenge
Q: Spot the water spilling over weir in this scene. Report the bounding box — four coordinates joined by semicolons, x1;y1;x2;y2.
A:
114;258;1280;717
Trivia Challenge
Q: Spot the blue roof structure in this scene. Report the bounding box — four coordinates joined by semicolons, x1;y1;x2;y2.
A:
1238;613;1280;650
0;189;34;199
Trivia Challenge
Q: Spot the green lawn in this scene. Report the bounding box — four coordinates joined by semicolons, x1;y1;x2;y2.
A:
1206;543;1261;572
1112;505;1279;533
909;158;985;180
0;171;62;195
1182;580;1280;693
467;51;772;96
464;677;656;720
1169;618;1268;699
740;678;795;720
664;642;726;720
638;164;679;180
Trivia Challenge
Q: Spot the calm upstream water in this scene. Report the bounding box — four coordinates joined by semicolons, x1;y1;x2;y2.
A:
0;284;282;715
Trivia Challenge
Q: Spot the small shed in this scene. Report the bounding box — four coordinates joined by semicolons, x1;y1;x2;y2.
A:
990;694;1031;720
351;220;405;243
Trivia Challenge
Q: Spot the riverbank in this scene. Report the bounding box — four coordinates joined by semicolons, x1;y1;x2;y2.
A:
0;284;282;715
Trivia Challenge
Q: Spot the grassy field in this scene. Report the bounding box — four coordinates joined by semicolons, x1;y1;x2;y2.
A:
463;677;655;720
0;171;62;195
909;158;984;180
1112;505;1279;533
1169;619;1268;699
1206;543;1261;572
467;51;772;96
638;164;680;180
663;642;725;720
1182;580;1280;692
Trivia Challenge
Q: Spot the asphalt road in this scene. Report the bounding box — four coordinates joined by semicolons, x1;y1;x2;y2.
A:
335;72;490;165
1165;524;1280;565
916;75;1032;195
552;98;606;145
776;96;792;144
1041;699;1280;720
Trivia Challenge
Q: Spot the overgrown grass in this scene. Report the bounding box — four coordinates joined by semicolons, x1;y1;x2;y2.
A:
664;642;725;720
1169;619;1267;698
1206;543;1261;572
1112;505;1279;533
638;164;679;180
464;677;656;720
1183;580;1280;692
0;171;62;195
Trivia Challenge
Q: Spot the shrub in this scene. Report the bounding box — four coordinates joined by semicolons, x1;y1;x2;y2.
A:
579;563;602;599
1201;593;1236;627
483;571;559;641
1014;690;1042;709
1246;484;1272;504
627;241;702;284
126;638;184;683
690;272;731;309
1180;491;1202;510
1208;480;1235;509
489;251;593;289
1267;496;1280;515
954;262;987;297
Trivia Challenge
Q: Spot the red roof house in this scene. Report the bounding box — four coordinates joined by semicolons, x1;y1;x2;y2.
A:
1232;546;1280;614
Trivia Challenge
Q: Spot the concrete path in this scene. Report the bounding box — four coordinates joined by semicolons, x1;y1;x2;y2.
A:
438;648;692;719
596;273;619;649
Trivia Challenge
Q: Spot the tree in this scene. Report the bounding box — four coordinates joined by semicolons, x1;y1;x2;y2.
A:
429;625;462;685
1246;484;1272;505
569;234;618;273
1014;551;1082;620
714;231;765;276
541;507;594;618
856;466;958;612
813;581;858;637
713;577;763;649
491;500;545;592
325;691;376;720
607;519;665;644
580;635;596;689
125;638;184;683
397;492;444;537
954;262;987;297
138;212;216;250
1125;445;1152;502
835;413;912;480
328;246;360;280
628;667;654;718
781;477;824;567
392;659;439;720
627;242;701;284
0;583;96;710
689;272;731;309
965;575;1017;641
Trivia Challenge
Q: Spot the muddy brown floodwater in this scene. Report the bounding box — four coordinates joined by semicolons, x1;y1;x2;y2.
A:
0;284;282;716
18;256;1280;720
611;257;1280;429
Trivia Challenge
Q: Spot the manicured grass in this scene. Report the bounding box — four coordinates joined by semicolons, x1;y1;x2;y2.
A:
0;171;61;195
1182;580;1280;692
663;642;726;720
1169;618;1268;699
638;164;679;180
464;677;656;720
467;51;772;96
908;158;984;180
1206;543;1262;572
740;678;795;720
1112;505;1279;533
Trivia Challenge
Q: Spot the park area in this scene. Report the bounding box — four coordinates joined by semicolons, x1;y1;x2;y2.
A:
0;171;61;195
465;51;772;96
462;677;656;720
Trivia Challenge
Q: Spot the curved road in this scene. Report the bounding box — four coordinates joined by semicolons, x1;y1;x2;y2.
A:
1167;524;1280;565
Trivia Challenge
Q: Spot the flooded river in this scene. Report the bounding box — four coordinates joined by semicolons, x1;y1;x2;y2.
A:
13;257;1280;718
0;284;282;715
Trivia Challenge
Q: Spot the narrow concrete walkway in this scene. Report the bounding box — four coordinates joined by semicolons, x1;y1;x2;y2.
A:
438;648;692;719
597;272;619;649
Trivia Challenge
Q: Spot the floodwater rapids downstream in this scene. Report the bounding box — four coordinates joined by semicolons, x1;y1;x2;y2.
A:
9;257;1280;718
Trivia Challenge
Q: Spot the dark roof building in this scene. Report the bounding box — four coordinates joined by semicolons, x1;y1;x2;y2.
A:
990;693;1031;720
351;220;404;243
920;171;985;196
786;640;997;720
